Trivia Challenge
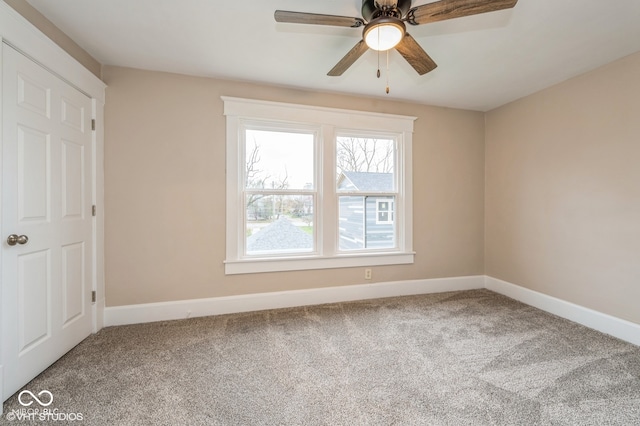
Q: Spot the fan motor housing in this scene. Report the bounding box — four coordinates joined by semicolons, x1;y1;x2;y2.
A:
362;0;412;21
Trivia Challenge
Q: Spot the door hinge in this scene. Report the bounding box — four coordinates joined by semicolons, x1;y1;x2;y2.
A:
92;205;97;216
91;119;96;131
91;291;96;303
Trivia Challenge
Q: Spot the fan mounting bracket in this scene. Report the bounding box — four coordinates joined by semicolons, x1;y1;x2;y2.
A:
362;0;412;22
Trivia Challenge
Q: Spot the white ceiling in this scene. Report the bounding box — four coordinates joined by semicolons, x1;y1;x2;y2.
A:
26;0;640;111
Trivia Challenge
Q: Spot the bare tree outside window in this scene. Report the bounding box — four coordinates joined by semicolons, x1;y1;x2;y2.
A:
245;139;267;189
336;137;394;176
245;138;290;220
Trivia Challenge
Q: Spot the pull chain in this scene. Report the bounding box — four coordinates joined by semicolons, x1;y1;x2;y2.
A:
374;28;390;94
385;50;390;94
376;30;381;78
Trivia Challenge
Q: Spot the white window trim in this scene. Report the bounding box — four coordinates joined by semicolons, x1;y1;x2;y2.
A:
223;96;415;275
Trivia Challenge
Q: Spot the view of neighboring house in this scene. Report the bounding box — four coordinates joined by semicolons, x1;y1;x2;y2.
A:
337;171;395;250
245;171;396;254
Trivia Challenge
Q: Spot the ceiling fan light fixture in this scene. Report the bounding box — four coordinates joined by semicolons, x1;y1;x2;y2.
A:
364;17;405;51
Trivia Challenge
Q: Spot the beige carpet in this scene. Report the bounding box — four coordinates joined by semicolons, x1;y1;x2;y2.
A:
2;289;640;425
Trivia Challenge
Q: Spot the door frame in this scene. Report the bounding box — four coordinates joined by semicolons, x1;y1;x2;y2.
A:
0;2;106;409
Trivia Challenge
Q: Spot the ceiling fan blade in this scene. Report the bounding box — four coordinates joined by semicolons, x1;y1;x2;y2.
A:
327;40;369;76
406;0;517;25
394;33;437;75
275;10;365;28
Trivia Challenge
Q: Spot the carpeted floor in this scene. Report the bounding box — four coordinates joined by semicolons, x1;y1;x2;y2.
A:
2;289;640;425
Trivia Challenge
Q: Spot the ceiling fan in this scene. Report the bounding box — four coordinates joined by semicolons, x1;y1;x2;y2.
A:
275;0;518;77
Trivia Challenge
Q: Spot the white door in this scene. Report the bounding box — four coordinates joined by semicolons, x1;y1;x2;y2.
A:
2;45;93;399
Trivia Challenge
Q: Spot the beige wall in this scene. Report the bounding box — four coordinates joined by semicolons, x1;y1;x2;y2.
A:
102;66;486;306
3;0;101;78
8;0;638;324
485;52;640;324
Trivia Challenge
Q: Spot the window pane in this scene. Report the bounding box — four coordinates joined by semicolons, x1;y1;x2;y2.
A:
376;199;394;224
339;196;395;251
246;195;314;255
336;137;395;192
246;130;314;190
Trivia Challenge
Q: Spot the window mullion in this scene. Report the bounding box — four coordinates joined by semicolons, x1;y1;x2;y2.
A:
321;124;336;257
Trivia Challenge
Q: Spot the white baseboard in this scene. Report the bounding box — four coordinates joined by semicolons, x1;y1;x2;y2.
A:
104;275;485;327
485;276;640;347
103;275;640;348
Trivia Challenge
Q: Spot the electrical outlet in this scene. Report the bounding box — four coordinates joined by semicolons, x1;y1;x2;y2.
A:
365;268;372;280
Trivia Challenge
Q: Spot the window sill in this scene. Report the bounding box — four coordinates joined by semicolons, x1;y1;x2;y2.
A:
224;252;415;275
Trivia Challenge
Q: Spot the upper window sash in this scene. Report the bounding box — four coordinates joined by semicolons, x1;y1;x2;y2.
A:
241;121;319;191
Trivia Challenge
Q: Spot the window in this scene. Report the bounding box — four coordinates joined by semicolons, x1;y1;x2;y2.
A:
243;126;316;257
336;135;397;250
223;97;415;274
376;199;394;225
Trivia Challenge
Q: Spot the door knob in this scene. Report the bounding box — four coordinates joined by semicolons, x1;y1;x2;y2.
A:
7;234;29;246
